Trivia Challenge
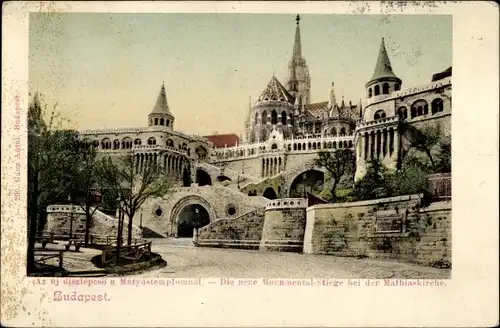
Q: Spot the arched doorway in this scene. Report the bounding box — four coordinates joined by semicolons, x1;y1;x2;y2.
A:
195;169;212;186
263;187;278;200
177;204;211;237
289;170;325;198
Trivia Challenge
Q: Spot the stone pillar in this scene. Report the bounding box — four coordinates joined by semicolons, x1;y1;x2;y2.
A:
380;129;385;159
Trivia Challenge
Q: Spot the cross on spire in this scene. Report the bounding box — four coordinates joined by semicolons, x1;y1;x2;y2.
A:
296;14;300;24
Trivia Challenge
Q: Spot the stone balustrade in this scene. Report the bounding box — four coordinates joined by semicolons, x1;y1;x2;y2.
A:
356;115;400;130
265;198;307;210
47;205;86;214
98;144;189;156
211;135;355;162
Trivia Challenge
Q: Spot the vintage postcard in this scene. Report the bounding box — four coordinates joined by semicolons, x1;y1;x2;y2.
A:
1;1;498;327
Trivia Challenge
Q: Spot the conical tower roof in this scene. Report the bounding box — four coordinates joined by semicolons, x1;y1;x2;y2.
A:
257;75;295;104
150;82;172;115
369;38;399;82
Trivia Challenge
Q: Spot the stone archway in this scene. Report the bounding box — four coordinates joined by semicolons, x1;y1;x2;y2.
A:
169;195;217;237
288;169;325;198
263;187;278;200
195;169;212;186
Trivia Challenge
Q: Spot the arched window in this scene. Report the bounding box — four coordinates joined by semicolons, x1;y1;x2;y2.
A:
395;84;400;91
166;139;174;147
154;118;158;125
101;138;111;150
271;110;278;125
160;118;165;126
166;120;170;127
431;98;444;114
340;127;346;136
281;111;287;125
382;83;390;94
122;137;132;149
374;85;380;96
260;129;267;141
374;110;386;120
182;143;187;150
397;107;408;119
261;111;268;125
134;138;141;145
368;88;372;98
92;140;99;148
113;139;120;150
271;143;278;150
148;137;156;145
331;127;337;136
411;100;428;118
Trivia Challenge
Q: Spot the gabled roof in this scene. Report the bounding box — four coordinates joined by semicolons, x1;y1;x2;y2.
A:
150;82;172;115
257;75;295;104
369;38;399;82
431;66;452;82
304;101;329;118
203;134;240;148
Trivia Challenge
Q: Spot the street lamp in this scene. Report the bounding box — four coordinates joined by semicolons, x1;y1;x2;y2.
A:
68;194;74;239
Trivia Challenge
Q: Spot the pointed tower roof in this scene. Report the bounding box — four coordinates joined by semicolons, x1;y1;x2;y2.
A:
292;14;302;59
150;82;172;115
369;38;399;82
257;75;295;104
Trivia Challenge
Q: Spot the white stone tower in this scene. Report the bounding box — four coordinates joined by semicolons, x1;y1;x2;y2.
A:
148;82;175;130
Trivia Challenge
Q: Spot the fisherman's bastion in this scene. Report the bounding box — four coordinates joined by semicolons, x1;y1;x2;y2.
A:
47;15;451;264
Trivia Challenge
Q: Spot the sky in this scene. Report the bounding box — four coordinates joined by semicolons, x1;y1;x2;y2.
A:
29;13;452;136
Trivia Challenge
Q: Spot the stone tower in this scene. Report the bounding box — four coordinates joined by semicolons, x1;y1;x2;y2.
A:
250;75;295;142
286;15;311;106
354;38;403;182
148;82;175;130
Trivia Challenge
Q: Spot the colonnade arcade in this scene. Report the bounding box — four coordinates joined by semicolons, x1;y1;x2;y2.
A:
356;124;399;162
134;151;189;177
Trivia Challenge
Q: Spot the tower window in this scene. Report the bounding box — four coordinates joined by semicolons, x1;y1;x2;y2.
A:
166;120;170;127
148;137;156;145
368;88;372;98
382;83;390;94
154;118;159;125
160;118;165;125
281;111;287;125
395;84;401;91
271;110;278;125
431;98;444;114
397;107;408;119
340;127;346;136
411;100;428;118
374;85;380;96
261;111;268;125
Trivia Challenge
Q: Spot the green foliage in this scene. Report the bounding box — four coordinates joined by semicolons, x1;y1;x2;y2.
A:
435;138;451;173
100;152;174;245
352;160;391;200
318;189;334;202
315;149;356;198
27;93;81;272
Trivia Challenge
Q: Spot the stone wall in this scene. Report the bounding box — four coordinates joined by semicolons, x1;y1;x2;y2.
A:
303;194;451;266
139;185;269;237
195;208;266;249
45;205;142;241
259;198;308;252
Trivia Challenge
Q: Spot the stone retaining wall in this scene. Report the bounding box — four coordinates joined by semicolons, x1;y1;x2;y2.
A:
260;198;308;252
303;194;451;266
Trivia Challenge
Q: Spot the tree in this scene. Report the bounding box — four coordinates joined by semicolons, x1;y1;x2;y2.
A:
405;122;443;172
314;149;356;200
71;145;106;246
100;152;174;246
27;93;80;273
352;159;391;200
182;165;192;187
435;137;451;173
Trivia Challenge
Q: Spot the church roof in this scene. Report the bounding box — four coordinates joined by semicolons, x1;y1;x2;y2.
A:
257;75;295;104
369;38;399;83
150;82;172;115
304;101;329;118
203;134;240;148
431;66;452;81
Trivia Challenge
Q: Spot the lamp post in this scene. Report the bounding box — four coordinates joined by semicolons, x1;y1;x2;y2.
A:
302;173;307;199
68;194;74;239
193;207;200;242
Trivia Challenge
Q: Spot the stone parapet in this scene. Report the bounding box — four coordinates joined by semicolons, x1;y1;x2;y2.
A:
265;198;307;211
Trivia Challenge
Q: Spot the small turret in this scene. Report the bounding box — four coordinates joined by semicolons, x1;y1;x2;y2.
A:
148;82;175;129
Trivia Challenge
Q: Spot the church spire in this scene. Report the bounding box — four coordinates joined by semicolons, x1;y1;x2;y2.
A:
293;14;302;59
148;81;175;129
